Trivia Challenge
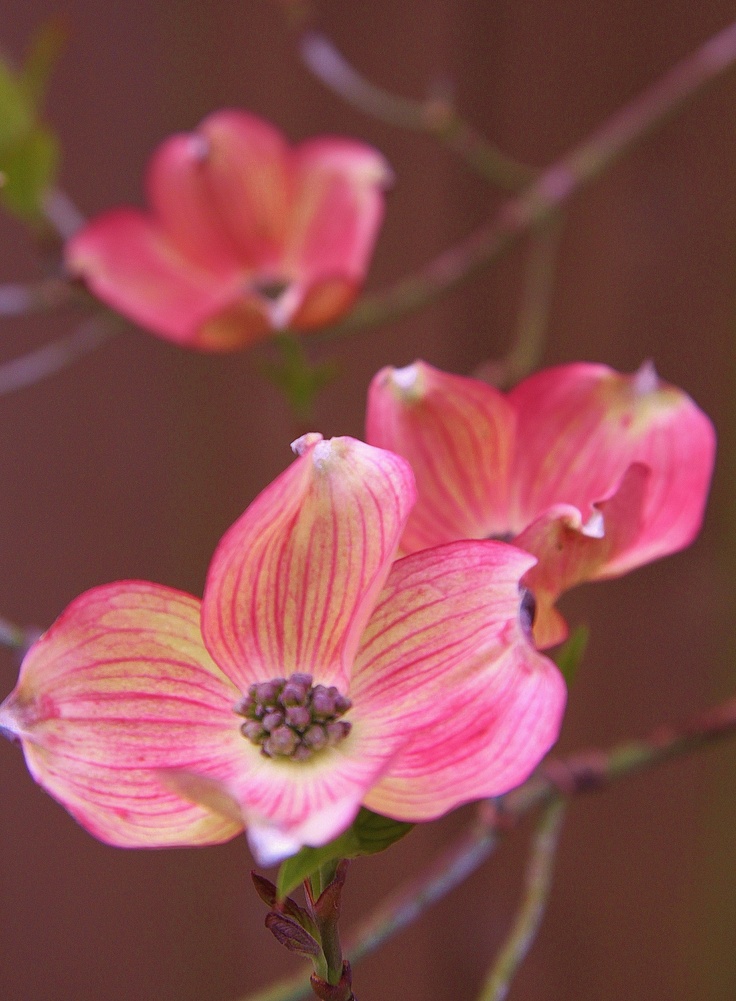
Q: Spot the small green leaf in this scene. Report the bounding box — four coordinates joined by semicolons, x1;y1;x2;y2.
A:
261;334;337;421
20;15;67;110
553;624;589;687
0;123;58;219
0;59;33;150
276;808;413;899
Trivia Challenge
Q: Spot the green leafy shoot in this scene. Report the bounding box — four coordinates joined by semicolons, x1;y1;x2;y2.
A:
20;16;68;110
261;333;337;421
553;624;589;687
0;17;64;222
276;808;414;900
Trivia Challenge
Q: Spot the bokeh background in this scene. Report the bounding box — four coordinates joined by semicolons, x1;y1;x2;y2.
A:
0;2;735;999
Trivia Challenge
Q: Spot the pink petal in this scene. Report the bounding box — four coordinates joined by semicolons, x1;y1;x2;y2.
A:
515;464;650;647
349;541;565;820
65;209;241;346
366;361;516;553
290;277;358;330
146;132;245;273
284;139;391;328
0;582;246;847
508;362;716;568
195;296;275;351
197;109;291;267
202;434;416;693
225;720;405;865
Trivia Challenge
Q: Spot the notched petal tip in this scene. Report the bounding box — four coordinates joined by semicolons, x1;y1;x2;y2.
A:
632;358;660;395
581;509;605;539
291;432;324;456
388;362;424;400
187;132;211;164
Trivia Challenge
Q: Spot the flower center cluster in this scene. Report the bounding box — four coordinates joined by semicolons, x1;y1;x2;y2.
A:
235;672;352;761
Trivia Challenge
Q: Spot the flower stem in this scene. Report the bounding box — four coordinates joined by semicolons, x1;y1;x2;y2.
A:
237;693;736;1001
315;17;736;341
298;30;535;190
475;798;566;1001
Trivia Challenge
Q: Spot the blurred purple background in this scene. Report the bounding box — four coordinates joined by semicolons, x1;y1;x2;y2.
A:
0;2;735;999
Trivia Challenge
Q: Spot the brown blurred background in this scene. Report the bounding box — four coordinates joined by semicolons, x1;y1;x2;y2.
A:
0;1;735;999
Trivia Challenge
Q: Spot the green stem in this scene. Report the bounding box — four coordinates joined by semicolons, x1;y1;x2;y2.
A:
314;17;736;342
476;799;566;1001
496;214;564;387
298;30;534;190
237;693;736;1001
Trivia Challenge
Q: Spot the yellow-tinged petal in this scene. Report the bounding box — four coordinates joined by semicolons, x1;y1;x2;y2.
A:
366;361;516;553
202;434;416;693
0;582;245;847
351;541;565;819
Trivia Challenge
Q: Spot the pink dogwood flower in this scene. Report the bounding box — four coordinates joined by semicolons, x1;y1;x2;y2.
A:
65;110;392;351
0;434;565;864
366;360;716;648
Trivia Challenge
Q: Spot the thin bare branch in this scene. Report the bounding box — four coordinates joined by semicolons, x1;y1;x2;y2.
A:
314;17;736;341
0;312;121;396
496;214;564;387
299;30;535;190
0;277;72;317
42;187;85;241
476;799;566;1001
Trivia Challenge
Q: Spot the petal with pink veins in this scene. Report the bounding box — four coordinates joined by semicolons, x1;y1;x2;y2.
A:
350;541;566;820
202;434;416;693
515;464;649;647
0;582;247;847
366;362;517;553
508;362;716;558
229;719;406;865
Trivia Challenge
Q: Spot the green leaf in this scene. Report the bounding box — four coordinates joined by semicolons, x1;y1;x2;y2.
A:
261;334;337;421
20;16;67;110
553;624;589;687
0;123;58;219
0;58;33;150
276;808;414;900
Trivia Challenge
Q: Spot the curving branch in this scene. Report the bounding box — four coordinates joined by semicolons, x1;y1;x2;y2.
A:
476;798;566;1001
0;277;73;317
298;30;535;190
0;311;122;396
313;17;736;341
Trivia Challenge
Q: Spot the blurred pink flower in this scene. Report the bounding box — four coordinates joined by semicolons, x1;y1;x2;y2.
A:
366;360;716;648
0;434;565;865
65;110;392;351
